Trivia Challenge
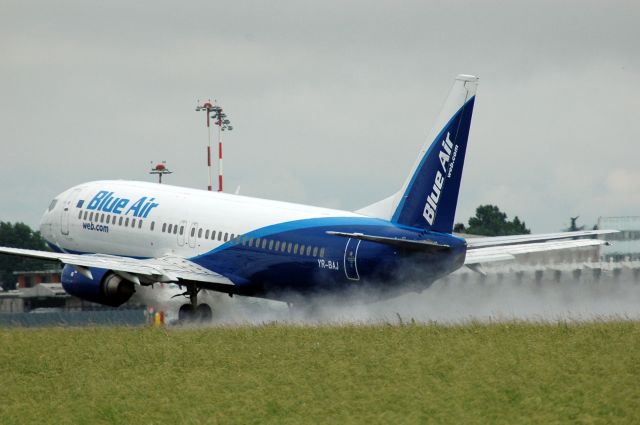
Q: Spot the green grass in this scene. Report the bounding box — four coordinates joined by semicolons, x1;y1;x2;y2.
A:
1;322;639;424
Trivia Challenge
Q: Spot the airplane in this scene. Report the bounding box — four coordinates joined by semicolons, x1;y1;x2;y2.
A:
0;74;614;322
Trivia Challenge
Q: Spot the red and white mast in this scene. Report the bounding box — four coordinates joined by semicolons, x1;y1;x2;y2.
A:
196;100;233;192
196;100;214;191
217;124;223;192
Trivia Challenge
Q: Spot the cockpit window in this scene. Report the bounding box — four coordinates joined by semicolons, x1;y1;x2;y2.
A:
48;199;58;211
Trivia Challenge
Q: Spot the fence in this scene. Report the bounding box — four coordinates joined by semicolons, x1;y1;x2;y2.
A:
0;309;147;327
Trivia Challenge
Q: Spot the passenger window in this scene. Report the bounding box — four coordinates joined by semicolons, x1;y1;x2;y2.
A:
306;246;312;256
275;241;280;251
299;244;304;255
125;217;130;227
119;216;123;226
217;232;222;241
230;233;235;240
248;238;254;247
241;236;246;246
78;210;83;219
173;225;178;234
281;242;287;253
191;227;196;237
225;233;230;242
138;220;143;229
205;230;210;239
255;238;261;248
198;228;203;238
180;226;184;235
287;243;292;253
319;247;325;258
131;218;136;228
293;244;299;254
268;240;274;250
104;215;109;224
260;237;265;248
313;247;318;257
168;224;173;233
151;221;155;231
83;211;88;220
162;223;166;232
211;231;216;240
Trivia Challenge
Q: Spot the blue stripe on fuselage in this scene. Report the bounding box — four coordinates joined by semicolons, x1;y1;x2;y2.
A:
49;215;467;301
189;216;467;298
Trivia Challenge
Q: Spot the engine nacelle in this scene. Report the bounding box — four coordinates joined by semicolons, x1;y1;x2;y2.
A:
61;264;136;307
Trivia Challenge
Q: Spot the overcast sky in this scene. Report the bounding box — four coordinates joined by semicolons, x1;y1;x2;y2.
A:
1;0;638;232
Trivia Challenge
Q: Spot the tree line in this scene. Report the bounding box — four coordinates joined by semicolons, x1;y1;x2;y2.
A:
0;222;51;291
454;204;530;236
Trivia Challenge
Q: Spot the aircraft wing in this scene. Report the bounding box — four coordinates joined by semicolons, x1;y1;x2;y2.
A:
0;247;233;286
464;235;612;265
465;229;614;248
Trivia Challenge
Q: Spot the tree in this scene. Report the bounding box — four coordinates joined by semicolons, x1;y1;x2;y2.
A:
0;222;51;291
465;205;530;236
453;223;466;233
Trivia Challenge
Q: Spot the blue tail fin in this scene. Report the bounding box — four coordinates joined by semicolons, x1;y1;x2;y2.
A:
390;75;478;233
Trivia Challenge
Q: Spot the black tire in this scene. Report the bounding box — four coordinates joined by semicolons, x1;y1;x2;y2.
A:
196;303;213;323
178;304;196;323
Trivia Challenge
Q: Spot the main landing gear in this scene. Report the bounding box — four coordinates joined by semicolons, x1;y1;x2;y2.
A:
176;282;213;324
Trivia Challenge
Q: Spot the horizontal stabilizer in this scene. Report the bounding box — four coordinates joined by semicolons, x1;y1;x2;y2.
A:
326;231;450;251
465;238;608;265
465;229;617;249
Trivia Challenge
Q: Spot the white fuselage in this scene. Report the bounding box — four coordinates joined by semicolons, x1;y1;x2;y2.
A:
40;180;364;259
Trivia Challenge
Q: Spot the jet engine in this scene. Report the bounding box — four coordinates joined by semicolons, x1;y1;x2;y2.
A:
61;264;136;307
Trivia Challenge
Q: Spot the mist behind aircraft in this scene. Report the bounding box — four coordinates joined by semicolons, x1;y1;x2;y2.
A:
134;257;640;325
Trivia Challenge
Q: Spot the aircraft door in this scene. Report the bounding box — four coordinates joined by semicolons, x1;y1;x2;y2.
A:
344;238;361;281
60;188;82;236
188;222;198;248
177;220;187;246
61;205;70;236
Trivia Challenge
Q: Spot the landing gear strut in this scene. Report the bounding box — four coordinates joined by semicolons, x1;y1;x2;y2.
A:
176;282;213;324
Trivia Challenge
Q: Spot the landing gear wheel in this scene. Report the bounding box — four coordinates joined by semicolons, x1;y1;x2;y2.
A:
196;304;213;323
178;304;196;322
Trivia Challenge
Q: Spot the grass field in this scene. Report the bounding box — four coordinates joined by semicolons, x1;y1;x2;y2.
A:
1;322;639;424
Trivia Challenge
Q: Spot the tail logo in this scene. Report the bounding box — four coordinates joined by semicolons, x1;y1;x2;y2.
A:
423;133;456;225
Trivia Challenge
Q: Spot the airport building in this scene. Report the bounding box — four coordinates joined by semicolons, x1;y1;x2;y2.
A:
14;268;61;288
598;216;640;261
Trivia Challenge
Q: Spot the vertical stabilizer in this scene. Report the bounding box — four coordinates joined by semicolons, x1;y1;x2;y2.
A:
389;74;478;232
